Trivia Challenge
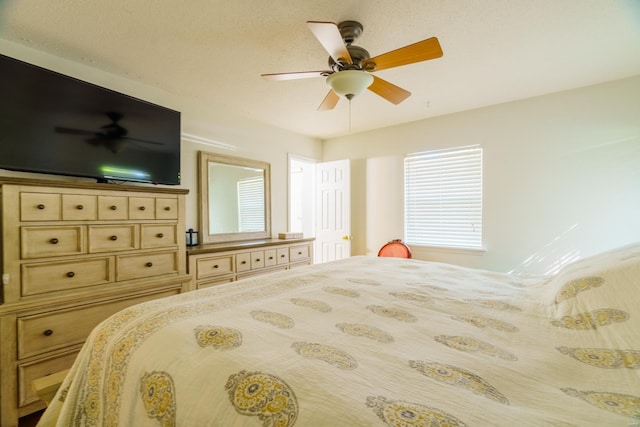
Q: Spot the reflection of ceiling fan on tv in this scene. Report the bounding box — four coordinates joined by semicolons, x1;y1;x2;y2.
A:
55;112;163;153
261;20;443;110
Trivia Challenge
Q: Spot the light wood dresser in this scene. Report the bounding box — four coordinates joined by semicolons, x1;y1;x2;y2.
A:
0;177;191;427
187;238;314;289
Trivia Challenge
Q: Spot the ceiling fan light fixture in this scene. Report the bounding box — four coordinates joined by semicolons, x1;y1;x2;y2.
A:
326;70;373;100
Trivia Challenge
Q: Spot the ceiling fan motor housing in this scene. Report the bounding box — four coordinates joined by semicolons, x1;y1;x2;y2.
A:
337;20;363;44
328;45;372;71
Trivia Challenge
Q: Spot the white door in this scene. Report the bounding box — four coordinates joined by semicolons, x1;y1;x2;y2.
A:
315;159;350;263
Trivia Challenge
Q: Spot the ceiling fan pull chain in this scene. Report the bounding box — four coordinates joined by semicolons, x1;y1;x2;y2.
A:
349;98;352;132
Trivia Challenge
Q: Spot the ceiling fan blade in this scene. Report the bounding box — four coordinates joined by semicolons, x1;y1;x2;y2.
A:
261;71;330;81
307;21;352;65
363;37;443;72
368;75;411;105
317;90;340;111
123;136;164;145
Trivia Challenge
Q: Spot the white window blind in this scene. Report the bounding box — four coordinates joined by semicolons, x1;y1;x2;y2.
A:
237;176;265;232
404;145;483;249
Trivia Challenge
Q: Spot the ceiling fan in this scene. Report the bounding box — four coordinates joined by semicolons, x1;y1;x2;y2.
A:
261;20;443;111
55;112;163;153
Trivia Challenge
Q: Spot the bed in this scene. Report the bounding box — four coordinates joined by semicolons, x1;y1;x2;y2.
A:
38;244;640;426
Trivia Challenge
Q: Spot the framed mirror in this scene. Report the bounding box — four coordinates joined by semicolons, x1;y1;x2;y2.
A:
198;151;271;244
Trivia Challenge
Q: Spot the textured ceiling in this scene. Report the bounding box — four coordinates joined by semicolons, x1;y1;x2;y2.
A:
1;0;640;139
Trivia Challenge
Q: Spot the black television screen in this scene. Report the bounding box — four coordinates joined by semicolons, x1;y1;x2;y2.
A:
0;54;181;185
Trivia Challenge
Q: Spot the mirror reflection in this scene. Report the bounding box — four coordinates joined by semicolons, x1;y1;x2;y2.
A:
198;152;271;244
208;162;265;234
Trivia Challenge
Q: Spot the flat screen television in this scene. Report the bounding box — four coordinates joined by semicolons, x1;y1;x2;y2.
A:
0;53;181;185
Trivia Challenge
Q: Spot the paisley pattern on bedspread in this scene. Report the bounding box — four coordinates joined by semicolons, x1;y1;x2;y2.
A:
556;347;640;369
194;326;243;350
289;298;332;312
335;323;395;343
434;335;518;361
366;396;467;427
250;310;295;328
409;361;509;404
465;299;522;312
554;276;604;303
366;305;418;322
550;309;629;329
561;388;640;418
226;370;298;427
291;342;358;369
389;291;433;304
140;371;176;427
323;286;360;297
451;315;519;333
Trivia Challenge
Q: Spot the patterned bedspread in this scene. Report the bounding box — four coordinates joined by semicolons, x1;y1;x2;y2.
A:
38;244;640;426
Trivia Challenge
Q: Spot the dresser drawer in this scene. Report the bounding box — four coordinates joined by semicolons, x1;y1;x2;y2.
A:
17;289;180;359
196;255;234;280
97;195;128;220
20;192;61;221
141;224;177;249
116;251;179;281
276;247;289;264
128;197;155;220
21;226;85;259
88;225;138;253
250;250;265;269
18;350;79;406
289;244;310;262
22;257;113;296
236;252;251;272
264;249;277;267
155;198;178;220
62;194;97;221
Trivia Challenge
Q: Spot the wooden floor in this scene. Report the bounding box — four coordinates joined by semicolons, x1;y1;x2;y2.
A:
19;410;43;427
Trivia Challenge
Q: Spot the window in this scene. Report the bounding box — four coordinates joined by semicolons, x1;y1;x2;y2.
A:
404;145;483;250
237;176;265;232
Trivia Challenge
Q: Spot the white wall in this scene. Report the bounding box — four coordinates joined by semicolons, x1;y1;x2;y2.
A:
0;40;323;237
323;75;640;273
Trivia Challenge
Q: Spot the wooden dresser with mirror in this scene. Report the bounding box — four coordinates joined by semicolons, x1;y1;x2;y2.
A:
188;151;313;289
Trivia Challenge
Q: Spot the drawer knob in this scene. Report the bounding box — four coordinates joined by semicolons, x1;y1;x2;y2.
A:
280;254;286;258
298;252;302;255
164;206;171;211
213;264;219;269
110;205;118;211
49;238;59;244
110;235;118;241
146;262;153;267
37;204;45;210
255;258;261;262
76;204;84;210
139;206;146;211
43;329;54;336
156;233;164;238
66;271;75;278
241;261;247;265
269;256;274;260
